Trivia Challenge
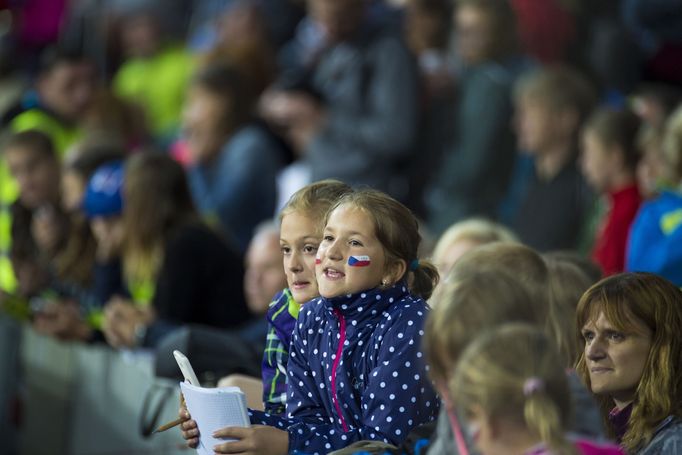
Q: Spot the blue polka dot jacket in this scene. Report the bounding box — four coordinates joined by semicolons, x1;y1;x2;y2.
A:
249;282;440;454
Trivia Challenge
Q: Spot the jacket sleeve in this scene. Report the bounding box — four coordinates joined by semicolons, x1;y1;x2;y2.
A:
311;37;419;159
284;312;440;453
261;292;293;415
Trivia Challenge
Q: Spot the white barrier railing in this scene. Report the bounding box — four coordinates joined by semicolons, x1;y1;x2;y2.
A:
4;320;189;455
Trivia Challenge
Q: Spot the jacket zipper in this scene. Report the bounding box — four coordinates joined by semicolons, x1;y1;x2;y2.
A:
331;308;349;432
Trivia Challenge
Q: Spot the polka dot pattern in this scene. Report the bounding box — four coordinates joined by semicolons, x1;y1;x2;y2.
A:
250;282;440;453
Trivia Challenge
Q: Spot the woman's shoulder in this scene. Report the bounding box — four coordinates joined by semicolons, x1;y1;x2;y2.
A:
638;417;682;455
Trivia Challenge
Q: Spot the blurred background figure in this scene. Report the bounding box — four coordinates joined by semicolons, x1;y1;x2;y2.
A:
101;152;251;349
431;218;517;278
261;0;420;199
182;62;286;252
425;0;530;234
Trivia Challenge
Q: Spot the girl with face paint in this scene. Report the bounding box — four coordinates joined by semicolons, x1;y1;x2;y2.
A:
179;180;352;448
191;190;440;454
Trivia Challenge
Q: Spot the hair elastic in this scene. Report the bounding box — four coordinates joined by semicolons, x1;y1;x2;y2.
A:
523;377;545;397
410;259;420;271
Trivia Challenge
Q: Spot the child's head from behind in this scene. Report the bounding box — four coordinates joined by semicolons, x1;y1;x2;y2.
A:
431;218;518;278
451;324;572;455
425;268;543;392
543;256;594;368
317;189;439;299
514;66;596;155
279;180;353;304
580;107;641;193
3;130;60;210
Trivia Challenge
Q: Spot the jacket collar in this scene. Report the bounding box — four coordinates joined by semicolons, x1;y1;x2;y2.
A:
321;281;409;325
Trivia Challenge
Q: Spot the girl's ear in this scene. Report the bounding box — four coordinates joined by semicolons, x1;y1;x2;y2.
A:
382;259;407;286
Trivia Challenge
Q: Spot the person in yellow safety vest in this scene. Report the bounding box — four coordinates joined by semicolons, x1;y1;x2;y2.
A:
0;47;96;294
113;6;194;145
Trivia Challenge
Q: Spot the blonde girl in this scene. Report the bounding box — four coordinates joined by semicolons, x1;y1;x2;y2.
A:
451;324;622;455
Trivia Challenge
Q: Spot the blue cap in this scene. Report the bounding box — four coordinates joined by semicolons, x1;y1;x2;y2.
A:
82;161;124;219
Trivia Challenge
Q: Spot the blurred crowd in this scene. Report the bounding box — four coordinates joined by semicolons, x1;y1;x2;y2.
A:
1;1;682;454
0;0;681;395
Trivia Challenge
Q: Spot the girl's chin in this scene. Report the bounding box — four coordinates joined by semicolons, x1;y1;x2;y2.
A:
291;288;318;304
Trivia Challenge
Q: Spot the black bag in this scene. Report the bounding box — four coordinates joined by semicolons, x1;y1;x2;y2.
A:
154;324;264;385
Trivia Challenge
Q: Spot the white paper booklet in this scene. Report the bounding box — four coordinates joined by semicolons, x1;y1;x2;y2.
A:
180;382;250;455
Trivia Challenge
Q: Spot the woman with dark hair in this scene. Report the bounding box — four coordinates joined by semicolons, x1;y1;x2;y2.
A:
183;62;286;253
101;152;251;349
576;272;682;454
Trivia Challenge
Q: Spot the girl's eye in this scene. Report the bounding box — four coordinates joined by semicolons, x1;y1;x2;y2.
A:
349;239;363;247
281;246;291;255
303;244;319;254
323;235;334;242
582;331;594;342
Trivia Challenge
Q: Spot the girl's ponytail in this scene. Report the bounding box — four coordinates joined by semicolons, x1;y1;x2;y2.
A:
523;380;575;454
411;259;440;300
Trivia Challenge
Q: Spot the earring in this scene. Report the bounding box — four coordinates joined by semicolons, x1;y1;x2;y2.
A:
381;279;389;287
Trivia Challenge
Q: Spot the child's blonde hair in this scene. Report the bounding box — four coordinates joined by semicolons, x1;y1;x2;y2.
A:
327;189;439;300
451;324;576;454
431;218;518;268
425;268;544;385
453;242;551;312
279;180;353;233
544;256;594;367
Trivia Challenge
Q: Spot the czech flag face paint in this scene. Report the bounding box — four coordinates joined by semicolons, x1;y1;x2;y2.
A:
348;255;371;267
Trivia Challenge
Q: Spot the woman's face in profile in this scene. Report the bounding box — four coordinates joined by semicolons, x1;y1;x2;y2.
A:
581;310;652;408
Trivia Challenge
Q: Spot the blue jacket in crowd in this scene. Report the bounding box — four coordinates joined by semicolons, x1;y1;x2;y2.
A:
250;282;439;454
626;189;682;286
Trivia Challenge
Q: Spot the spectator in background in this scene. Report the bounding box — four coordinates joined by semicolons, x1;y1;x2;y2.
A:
426;0;529;234
71;148;128;306
261;0;420;198
200;0;278;101
430;218;517;280
636;124;667;200
580;108;642;276
627;105;682;286
112;1;194;145
183;63;285;252
512;66;597;252
631;84;682;199
4;131;66;298
509;0;577;64
402;0;456;216
243;222;287;318
1;47;96;155
0;49;96;271
30;160;128;343
101;152;250;349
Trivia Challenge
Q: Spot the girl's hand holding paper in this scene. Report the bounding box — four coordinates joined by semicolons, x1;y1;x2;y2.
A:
211;425;288;455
